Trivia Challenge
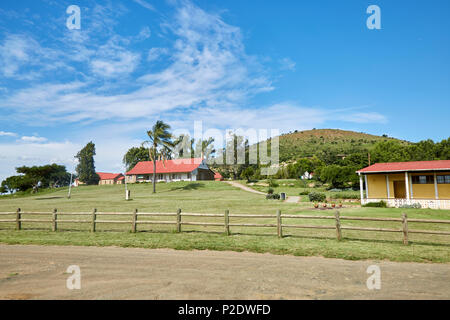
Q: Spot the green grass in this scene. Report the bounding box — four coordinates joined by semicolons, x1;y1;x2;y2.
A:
0;181;449;263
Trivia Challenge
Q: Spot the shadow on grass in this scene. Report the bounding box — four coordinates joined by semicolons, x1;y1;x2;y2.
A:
5;227;450;248
168;183;205;192
34;196;65;200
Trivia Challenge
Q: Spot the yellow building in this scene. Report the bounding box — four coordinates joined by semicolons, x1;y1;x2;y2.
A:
357;160;450;209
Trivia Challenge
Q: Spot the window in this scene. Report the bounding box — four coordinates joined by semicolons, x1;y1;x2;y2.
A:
412;175;434;184
437;175;450;184
187;173;191;179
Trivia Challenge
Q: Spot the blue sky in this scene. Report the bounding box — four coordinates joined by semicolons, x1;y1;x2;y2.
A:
0;0;449;180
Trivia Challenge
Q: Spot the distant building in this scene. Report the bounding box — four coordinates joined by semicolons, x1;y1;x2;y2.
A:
214;172;224;181
97;172;125;185
301;171;314;180
357;160;450;209
126;158;215;183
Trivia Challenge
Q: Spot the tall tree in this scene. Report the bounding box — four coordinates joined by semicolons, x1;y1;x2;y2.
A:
75;142;99;185
123;146;150;171
142;121;174;193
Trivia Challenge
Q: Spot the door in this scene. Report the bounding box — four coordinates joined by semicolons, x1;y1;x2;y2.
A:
394;181;406;198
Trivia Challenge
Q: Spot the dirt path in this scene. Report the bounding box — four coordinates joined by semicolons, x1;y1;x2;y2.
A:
285;196;300;203
0;245;449;300
225;181;266;195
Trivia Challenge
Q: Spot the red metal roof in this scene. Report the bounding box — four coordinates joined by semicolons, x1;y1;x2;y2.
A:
214;172;223;179
126;158;204;175
97;172;123;180
357;160;450;173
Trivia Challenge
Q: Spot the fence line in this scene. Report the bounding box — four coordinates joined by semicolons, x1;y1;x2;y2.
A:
0;208;449;245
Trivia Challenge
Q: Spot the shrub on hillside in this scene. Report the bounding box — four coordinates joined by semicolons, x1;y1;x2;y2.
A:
308;192;326;202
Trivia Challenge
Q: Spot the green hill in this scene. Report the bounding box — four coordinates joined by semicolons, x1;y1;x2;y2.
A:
276;129;409;163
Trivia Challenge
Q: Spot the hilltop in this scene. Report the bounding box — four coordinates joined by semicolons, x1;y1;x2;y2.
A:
275;129;409;163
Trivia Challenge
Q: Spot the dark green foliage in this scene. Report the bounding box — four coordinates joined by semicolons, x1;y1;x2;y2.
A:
1;164;71;193
75;142;99;185
123;146;150;171
266;193;280;200
241;167;255;182
299;190;310;195
315;165;359;189
267;187;274;195
362;201;387;208
308;192;326;202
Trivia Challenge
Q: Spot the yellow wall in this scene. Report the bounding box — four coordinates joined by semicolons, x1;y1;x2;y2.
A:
438;184;450;199
366;171;450;200
367;174;387;198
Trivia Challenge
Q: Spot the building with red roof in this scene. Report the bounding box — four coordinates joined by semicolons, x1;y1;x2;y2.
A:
97;172;125;185
126;158;215;183
356;160;450;209
214;172;224;181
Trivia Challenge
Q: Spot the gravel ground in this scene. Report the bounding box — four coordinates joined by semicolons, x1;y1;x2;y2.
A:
0;244;449;300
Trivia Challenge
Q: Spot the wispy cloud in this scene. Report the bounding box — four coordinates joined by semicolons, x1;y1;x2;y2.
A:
20;136;48;143
0;131;17;137
133;0;157;12
1;0;273;123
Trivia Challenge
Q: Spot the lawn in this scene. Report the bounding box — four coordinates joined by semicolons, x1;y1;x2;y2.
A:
0;181;449;263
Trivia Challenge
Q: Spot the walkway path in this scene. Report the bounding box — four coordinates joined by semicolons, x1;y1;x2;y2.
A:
225;181;266;195
285;196;300;203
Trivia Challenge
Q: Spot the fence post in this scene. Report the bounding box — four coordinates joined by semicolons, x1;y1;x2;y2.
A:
91;208;97;233
52;208;57;232
277;210;282;238
176;208;181;233
16;208;21;231
402;212;408;245
335;210;342;241
225;210;230;236
132;209;138;233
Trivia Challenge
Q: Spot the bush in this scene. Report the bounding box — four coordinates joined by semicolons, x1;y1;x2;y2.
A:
399;203;422;209
267;178;279;188
362;201;387;208
266;193;280;200
330;192;360;199
308;192;326;202
299;190;309;195
267;188;274;195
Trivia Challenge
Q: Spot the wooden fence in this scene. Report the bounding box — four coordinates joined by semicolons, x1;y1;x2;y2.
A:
0;208;449;245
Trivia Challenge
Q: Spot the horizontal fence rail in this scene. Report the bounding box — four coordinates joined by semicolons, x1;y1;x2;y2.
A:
0;208;449;245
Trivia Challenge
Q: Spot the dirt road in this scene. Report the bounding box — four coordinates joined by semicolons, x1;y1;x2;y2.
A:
0;245;449;300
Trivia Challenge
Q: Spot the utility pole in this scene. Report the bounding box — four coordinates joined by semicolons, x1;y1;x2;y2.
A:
68;172;73;199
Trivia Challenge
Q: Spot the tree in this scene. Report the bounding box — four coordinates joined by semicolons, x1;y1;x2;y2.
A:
143;121;174;193
75;142;99;185
123;146;150;171
241;167;254;182
370;140;410;163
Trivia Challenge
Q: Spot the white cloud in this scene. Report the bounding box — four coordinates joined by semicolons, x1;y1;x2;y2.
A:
0;131;17;137
147;47;169;61
20;136;47;143
1;1;273;123
279;58;296;71
133;0;156;11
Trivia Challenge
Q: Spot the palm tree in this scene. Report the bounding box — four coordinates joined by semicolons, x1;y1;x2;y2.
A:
142;121;174;193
